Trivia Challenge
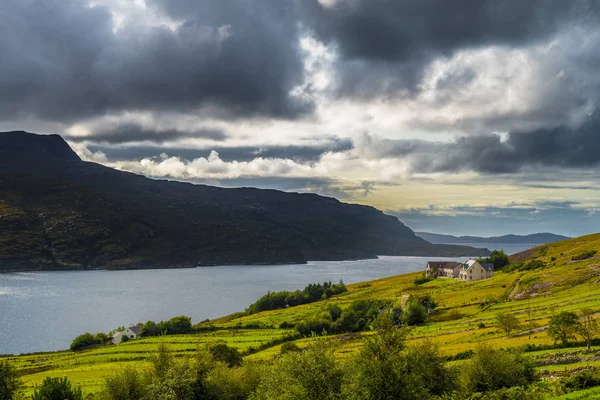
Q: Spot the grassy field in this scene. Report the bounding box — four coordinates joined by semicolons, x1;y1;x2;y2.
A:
4;233;600;396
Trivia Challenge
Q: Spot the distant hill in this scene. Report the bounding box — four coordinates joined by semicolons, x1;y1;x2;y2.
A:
0;131;489;271
416;232;570;245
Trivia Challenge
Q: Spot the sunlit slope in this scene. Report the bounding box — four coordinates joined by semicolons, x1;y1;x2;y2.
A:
4;233;600;395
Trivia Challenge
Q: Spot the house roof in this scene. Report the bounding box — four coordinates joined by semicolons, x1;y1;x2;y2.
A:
481;263;494;272
427;261;462;269
462;260;494;272
129;325;142;335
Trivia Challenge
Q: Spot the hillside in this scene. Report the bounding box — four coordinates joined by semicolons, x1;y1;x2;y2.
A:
0;131;488;271
4;233;600;397
416;231;570;245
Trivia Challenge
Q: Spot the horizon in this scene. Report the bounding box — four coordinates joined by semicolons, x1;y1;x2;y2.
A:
2;1;600;237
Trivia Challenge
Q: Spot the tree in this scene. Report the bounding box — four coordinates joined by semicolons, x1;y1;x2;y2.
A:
548;311;580;346
480;250;509;270
70;332;102;351
139;321;162;337
577;308;599;350
209;344;243;368
403;300;427;326
327;303;342;322
496;312;522;337
165;316;193;335
31;377;83;400
0;360;24;400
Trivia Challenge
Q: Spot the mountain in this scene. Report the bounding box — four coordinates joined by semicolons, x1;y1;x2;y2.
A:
415;232;570;245
0;131;489;271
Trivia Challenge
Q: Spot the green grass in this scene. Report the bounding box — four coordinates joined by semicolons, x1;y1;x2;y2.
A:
4;233;600;397
555;387;600;399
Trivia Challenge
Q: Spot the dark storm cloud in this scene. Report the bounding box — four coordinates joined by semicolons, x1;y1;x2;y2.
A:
65;124;227;144
85;137;353;162
303;0;597;96
366;113;600;174
0;0;309;122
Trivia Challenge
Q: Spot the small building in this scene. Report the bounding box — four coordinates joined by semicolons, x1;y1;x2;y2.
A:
458;259;494;281
425;261;463;278
112;325;142;344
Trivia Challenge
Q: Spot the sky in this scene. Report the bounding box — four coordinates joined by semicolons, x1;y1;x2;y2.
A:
1;0;600;237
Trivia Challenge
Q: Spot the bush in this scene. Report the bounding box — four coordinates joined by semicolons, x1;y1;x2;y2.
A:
403;301;428;326
70;332;102;351
247;281;347;314
252;340;344;400
0;360;24;400
32;377;83;400
561;370;600;391
209;344;243;368
280;342;301;355
519;260;545;272
327;303;342;321
464;345;538;393
343;314;457;400
103;365;148;400
296;319;331;336
572;250;598;261
278;321;295;329
413;276;434;285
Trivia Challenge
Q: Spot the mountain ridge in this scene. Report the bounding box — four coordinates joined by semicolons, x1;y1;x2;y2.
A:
0;131;489;271
416;231;570;245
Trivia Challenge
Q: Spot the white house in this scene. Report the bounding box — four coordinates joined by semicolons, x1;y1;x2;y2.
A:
458;259;494;281
112;325;142;344
425;261;463;278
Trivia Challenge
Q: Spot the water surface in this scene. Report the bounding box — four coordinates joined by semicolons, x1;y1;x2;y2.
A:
0;247;531;355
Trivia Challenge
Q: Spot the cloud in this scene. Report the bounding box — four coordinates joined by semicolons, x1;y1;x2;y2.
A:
65;123;227;144
303;0;596;97
407;113;600;174
389;201;598;237
0;0;310;123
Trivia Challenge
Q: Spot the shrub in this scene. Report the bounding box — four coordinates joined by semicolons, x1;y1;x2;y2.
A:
327;303;342;321
519;260;545;272
209;344;243;368
103;365;148;400
403;300;428;326
278;321;295;329
70;332;102;351
280;342;301;355
561;370;600;391
253;340;344;400
31;377;83;400
0;360;24;400
572;250;598;261
413;276;434;285
296;319;331;336
344;314;457;400
464;345;538;393
247;281;347;314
